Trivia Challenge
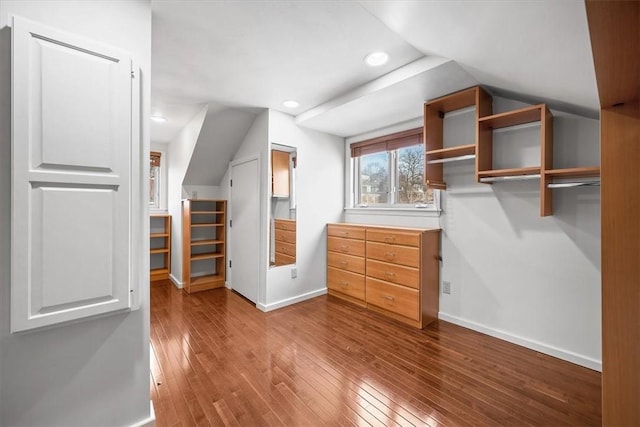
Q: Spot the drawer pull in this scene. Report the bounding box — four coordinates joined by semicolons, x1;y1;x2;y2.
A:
382;295;394;302
340;245;349;252
340;281;349;287
384;236;396;243
339;231;349;236
339;261;348;266
384;252;395;259
384;271;396;278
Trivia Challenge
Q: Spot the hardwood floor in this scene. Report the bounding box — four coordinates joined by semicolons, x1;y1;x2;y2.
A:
150;281;601;426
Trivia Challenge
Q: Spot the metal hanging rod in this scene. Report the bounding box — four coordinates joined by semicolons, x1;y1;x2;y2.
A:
547;180;600;189
479;174;541;183
427;154;476;165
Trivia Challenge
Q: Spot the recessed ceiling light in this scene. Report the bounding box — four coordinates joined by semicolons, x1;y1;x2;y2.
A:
151;115;167;123
282;100;300;108
364;51;389;67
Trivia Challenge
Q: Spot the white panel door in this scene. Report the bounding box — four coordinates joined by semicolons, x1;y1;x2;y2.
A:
229;157;260;303
11;16;135;332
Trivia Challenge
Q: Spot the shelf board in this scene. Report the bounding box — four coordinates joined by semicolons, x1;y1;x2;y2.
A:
150;267;169;273
478;167;541;178
478;104;545;129
150;214;170;218
191;253;224;261
150;248;169;254
191;239;224;246
425;86;478;112
425;180;447;190
545;167;600;178
191;223;225;228
190;274;224;287
191;211;224;214
426;144;475;160
150;233;169;238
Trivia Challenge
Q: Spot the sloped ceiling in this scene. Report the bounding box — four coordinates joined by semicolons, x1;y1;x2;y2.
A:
182;108;258;186
151;1;599;163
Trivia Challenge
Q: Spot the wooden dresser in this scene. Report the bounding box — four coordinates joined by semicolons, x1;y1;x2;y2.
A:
327;223;440;329
274;218;296;265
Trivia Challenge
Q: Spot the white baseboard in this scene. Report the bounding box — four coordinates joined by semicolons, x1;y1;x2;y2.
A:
257;288;327;312
438;312;602;372
169;274;183;289
129;401;155;427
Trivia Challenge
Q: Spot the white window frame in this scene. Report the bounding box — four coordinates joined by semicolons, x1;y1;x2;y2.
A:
351;144;440;212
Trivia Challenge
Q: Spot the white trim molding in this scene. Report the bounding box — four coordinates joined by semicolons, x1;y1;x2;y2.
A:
438;312;602;372
129;401;155;427
257;288;327;312
169;273;183;289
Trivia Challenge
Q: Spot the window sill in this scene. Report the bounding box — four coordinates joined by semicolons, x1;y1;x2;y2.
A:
344;207;441;217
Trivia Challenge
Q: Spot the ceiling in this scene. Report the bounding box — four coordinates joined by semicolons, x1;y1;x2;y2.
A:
150;0;598;182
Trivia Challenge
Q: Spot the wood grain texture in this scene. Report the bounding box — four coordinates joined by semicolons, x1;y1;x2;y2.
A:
600;102;640;425
150;281;601;427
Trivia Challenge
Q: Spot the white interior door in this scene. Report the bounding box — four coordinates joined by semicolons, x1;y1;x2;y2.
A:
229;157;260;303
11;16;135;332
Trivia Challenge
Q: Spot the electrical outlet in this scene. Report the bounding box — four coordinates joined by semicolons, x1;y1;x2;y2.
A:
291;267;297;279
442;281;451;295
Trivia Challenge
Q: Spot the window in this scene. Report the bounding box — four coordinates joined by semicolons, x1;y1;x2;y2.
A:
351;128;436;208
150;151;161;209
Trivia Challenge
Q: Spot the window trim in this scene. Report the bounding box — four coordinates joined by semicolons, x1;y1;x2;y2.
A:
349;128;440;212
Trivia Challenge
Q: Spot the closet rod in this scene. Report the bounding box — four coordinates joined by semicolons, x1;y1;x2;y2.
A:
427;154;476;165
547;180;600;188
479;174;540;183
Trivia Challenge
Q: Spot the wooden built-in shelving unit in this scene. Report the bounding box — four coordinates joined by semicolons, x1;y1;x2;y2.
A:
182;199;226;294
150;214;171;281
424;86;600;216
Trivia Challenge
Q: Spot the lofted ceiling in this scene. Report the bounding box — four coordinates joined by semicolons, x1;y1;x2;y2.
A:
150;0;598;183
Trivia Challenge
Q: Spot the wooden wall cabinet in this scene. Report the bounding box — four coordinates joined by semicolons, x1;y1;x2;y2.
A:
274;218;296;266
272;150;290;197
182;199;226;294
327;223;440;329
150;214;171;281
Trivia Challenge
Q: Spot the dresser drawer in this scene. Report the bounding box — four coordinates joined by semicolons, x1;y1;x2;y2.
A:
328;224;365;240
367;228;420;247
275;240;296;256
328;251;365;275
274;228;295;244
328;267;365;301
328;236;365;257
366;241;419;268
275;252;295;266
274;219;296;231
366;277;419;321
366;259;419;289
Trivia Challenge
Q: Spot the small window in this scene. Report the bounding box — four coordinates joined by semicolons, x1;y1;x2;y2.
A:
150;151;161;209
351;128;436;209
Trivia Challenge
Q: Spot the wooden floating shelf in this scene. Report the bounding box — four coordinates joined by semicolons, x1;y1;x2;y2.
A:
191;223;224;228
545;167;600;178
478;104;546;129
191;239;224;246
191;252;224;261
424;180;447;190
150;232;169;238
150;267;169;274
478;167;541;178
426;144;475;160
426;86;479;112
150;248;169;254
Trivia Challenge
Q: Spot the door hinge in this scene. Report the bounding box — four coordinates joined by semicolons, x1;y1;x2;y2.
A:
230;179;233;187
131;70;135;79
229;260;232;268
230;219;232;228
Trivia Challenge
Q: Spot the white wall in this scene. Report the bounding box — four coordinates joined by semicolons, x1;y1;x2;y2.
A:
264;110;344;310
167;105;208;286
182;184;221;200
225;111;269;302
439;97;601;370
151;142;169;212
0;1;153;425
343;97;601;370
